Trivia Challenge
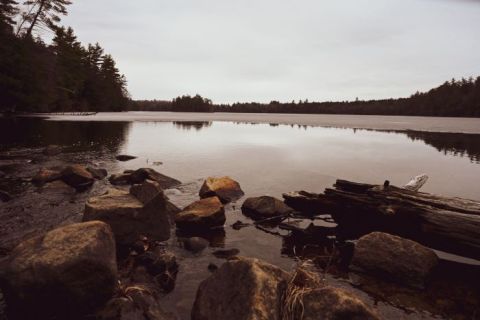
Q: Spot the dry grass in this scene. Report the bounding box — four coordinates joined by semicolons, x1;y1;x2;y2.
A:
281;260;324;320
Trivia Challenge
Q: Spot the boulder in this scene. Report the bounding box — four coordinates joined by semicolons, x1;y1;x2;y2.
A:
109;168;181;189
351;232;439;288
241;196;294;220
98;285;176;320
297;286;380;320
192;257;289;320
42;145;62;156
0;221;117;319
199;176;244;203
175;197;225;230
182;237;209;253
84;181;175;245
31;168;62;185
116;154;137;161
87;167;108;180
61;164;95;189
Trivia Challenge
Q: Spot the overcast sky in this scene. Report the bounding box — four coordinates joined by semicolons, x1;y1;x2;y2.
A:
61;0;480;103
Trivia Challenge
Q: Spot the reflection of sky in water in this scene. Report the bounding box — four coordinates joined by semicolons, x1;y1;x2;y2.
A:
120;121;480;201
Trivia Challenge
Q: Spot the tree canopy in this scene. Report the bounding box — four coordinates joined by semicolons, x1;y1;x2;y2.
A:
0;1;129;112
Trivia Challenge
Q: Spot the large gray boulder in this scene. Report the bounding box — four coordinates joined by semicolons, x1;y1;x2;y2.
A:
83;180;177;245
192;257;289;320
175;196;225;230
351;232;439;288
241;196;294;220
0;221;117;319
199;176;244;203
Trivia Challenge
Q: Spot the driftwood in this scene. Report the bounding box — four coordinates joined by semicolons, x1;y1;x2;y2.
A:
283;180;480;260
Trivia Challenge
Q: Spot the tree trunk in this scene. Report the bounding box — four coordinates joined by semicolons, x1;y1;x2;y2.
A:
25;0;46;38
283;180;480;260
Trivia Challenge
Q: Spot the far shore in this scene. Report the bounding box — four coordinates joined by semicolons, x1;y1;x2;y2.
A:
18;112;480;134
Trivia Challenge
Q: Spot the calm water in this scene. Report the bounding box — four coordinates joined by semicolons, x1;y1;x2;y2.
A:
1;114;480;319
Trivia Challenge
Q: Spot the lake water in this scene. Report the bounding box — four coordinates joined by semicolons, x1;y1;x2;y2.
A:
1;113;480;319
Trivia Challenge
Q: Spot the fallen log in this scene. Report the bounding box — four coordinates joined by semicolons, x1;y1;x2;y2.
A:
283;180;480;260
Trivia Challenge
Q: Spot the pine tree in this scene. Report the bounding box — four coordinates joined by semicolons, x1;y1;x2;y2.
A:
21;0;71;37
0;0;18;31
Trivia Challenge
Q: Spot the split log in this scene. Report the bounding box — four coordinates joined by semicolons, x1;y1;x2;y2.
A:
283;180;480;260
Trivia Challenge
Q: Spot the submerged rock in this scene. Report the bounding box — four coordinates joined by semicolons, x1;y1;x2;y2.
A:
182;237;210;253
87;167;108;180
135;247;178;292
40;180;76;195
109;168;181;189
0;190;12;202
61;164;95;189
31;168;61;185
351;232;438;288
297;286;380;320
199;176;244;203
84;180;175;245
175;197;225;230
42;145;62;156
1;221;117;319
241;196;294;220
116;154;137;161
192;257;289;320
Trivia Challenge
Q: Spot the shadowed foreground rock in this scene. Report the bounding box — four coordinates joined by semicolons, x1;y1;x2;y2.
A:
199;176;244;203
0;221;117;319
192;257;289;320
351;232;438;288
241;196;294;220
31;167;61;185
84;180;178;245
175;196;225;230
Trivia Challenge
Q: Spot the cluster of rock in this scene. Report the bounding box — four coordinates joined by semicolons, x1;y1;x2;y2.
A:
32;164;107;190
0;165;446;319
192;256;380;320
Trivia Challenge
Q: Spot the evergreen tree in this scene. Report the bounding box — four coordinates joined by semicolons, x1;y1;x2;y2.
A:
21;0;72;37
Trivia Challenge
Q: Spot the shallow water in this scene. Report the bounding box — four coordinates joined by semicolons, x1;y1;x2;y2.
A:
1;114;480;319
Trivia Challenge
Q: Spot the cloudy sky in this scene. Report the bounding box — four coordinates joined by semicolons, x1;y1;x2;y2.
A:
61;0;480;103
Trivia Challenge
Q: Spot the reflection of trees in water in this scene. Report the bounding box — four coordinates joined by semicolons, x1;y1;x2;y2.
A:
173;121;212;131
0;118;130;153
404;131;480;164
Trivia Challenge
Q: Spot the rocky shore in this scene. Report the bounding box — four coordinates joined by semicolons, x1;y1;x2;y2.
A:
0;146;479;320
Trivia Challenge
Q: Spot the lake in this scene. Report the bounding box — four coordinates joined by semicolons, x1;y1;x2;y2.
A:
1;112;480;319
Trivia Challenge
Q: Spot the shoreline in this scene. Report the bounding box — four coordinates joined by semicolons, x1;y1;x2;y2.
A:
19;112;480;134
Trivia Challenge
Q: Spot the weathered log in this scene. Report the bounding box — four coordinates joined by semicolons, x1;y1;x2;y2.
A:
284;180;480;260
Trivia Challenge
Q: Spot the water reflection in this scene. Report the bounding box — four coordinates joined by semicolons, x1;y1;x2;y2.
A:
0;117;131;153
173;121;212;131
179;121;480;164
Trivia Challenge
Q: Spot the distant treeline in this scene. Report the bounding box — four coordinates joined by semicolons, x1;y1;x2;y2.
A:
0;0;129;113
133;77;480;117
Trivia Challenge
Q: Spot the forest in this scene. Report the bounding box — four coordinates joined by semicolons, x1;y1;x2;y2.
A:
133;77;480;117
0;0;129;112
